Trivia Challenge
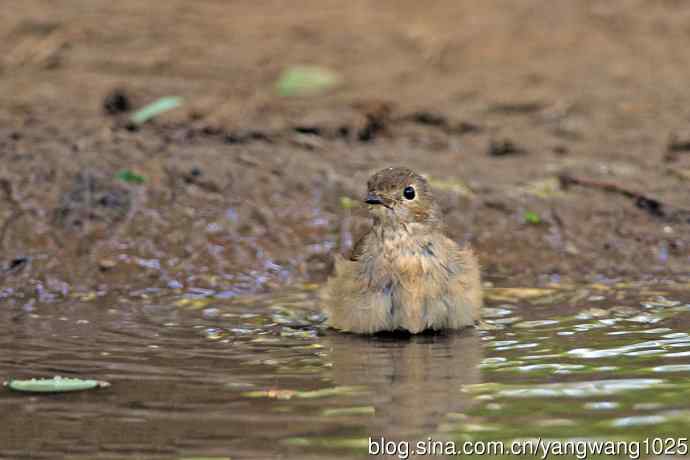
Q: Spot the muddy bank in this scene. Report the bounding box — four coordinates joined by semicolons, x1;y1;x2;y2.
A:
1;1;690;302
0;111;687;303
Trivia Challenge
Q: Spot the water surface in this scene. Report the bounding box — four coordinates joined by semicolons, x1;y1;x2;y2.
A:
2;282;690;459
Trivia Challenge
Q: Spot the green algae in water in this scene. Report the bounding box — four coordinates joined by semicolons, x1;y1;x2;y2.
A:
179;458;231;460
282;436;369;449
5;376;110;393
242;385;367;400
322;406;376;417
179;458;232;460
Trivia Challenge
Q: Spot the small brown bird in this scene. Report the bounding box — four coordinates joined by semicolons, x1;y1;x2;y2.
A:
323;167;482;334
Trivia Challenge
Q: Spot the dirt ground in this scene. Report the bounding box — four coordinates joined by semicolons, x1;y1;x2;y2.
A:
1;0;689;302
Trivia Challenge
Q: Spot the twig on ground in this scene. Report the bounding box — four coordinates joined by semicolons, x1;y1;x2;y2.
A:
558;173;690;223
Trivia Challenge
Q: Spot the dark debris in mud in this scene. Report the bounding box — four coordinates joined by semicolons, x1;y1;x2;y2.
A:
103;88;132;115
3;256;30;275
151;104;484;150
54;172;132;232
488;138;527;157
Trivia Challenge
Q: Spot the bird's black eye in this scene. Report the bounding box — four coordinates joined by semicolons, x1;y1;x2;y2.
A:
403;186;416;200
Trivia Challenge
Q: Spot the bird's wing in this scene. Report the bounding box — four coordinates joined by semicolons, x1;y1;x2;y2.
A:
349;227;372;261
448;243;483;323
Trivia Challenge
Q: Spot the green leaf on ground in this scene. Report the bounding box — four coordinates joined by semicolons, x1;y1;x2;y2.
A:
523;210;541;224
115;169;145;184
276;66;340;97
129;96;183;125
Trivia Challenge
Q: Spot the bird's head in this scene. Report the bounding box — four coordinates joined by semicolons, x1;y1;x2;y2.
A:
364;167;441;229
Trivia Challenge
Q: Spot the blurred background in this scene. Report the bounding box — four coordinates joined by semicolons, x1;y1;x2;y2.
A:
1;0;689;298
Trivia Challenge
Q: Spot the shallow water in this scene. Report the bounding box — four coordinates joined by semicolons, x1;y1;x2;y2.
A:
2;282;690;459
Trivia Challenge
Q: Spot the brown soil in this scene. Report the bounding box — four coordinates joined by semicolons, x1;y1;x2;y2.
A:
1;0;689;301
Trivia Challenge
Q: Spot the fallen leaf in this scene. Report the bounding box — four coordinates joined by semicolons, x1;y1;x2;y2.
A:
115;169;145;184
276;66;340;97
129;96;183;125
5;376;110;393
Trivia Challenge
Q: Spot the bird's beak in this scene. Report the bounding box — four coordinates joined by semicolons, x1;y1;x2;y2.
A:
365;192;384;205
